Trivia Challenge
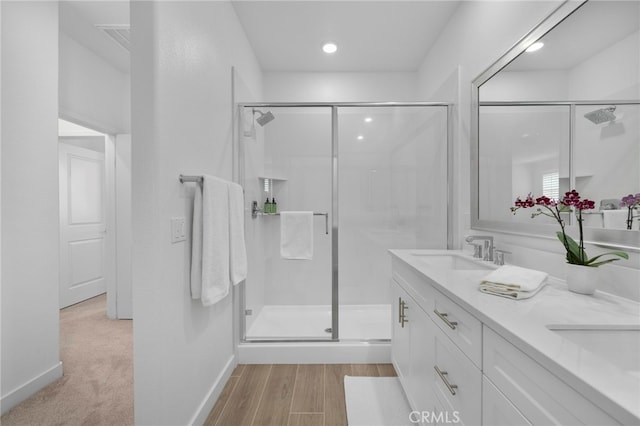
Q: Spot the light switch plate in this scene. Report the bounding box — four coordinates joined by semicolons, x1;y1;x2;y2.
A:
171;217;186;243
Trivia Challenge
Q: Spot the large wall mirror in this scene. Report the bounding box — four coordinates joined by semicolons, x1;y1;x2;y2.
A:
471;0;640;250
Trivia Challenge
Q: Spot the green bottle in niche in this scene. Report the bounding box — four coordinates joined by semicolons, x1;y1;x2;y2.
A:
271;197;277;214
264;198;271;214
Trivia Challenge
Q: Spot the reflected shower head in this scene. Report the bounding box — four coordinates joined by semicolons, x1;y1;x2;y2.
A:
254;109;275;126
584;106;617;125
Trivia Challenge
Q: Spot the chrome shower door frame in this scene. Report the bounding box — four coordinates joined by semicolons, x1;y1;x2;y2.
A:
236;102;453;343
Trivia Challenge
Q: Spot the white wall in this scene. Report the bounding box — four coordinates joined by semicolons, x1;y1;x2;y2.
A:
1;1;62;413
115;134;133;319
265;71;419;102
569;30;640;101
131;1;262;424
59;31;130;134
418;0;640;301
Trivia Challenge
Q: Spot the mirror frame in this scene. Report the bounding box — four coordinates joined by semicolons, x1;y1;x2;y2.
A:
470;0;640;252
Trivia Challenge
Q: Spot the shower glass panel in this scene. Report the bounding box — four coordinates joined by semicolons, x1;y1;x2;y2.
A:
241;106;333;340
337;106;449;340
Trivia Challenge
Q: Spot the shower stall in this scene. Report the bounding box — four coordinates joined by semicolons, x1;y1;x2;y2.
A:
237;103;451;350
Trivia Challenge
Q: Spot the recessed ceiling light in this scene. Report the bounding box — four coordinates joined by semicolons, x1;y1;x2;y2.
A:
357;135;364;140
526;42;544;53
322;42;338;54
364;117;373;123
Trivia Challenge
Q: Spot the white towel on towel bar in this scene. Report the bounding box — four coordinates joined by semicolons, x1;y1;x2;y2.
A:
280;211;314;260
228;182;247;285
191;175;230;306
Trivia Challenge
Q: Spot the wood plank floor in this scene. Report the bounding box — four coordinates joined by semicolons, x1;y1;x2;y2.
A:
205;364;397;426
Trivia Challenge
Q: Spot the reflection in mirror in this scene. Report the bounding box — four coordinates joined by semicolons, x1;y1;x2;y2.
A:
574;103;640;230
472;0;640;248
478;105;569;225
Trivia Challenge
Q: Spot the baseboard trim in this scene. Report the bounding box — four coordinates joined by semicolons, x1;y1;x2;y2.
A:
1;361;63;415
189;355;236;426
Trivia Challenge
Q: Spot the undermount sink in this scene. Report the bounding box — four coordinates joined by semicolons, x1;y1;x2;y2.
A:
547;324;640;375
410;253;494;270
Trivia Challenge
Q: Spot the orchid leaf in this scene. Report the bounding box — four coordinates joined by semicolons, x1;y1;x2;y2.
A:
585;251;629;266
556;232;586;264
587;259;622;267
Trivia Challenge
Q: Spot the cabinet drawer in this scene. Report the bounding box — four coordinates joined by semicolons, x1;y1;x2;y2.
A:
391;257;435;311
483;376;531;426
430;288;482;368
483;326;619;426
432;321;481;425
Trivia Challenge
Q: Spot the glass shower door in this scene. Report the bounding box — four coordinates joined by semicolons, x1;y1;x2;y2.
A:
241;106;334;340
337;105;449;340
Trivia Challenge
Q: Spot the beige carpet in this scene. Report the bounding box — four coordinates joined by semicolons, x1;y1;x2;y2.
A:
1;294;133;425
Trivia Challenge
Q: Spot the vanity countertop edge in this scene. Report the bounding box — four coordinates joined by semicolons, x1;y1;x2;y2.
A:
389;249;640;425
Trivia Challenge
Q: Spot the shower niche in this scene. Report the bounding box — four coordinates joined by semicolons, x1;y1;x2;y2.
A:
237;103;451;343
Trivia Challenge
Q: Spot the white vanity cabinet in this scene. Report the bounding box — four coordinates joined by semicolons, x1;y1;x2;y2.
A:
391;261;481;425
390;252;625;426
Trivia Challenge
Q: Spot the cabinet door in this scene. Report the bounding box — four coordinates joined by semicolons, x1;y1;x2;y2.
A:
483;376;532;426
391;279;411;396
408;302;436;413
483;326;620;426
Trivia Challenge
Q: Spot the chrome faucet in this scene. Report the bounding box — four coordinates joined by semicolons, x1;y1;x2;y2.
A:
465;235;494;262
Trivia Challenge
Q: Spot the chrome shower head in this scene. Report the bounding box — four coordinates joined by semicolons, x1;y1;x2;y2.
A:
254;109;275;127
584;106;617;125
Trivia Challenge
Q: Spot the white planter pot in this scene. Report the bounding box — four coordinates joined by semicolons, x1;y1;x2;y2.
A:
565;263;599;295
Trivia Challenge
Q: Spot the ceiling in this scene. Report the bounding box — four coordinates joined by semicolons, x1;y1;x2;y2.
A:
506;0;639;72
231;1;461;72
60;1;459;75
60;1;130;74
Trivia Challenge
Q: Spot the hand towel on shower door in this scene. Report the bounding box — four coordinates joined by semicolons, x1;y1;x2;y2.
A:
280;211;314;260
190;175;230;306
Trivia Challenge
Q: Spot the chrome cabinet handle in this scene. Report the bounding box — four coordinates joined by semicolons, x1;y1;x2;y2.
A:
398;297;402;324
434;309;458;330
401;301;408;327
434;366;458;396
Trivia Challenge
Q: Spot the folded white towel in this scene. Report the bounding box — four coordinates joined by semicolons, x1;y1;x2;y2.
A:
228;182;247;285
280;211;314;260
603;209;628;230
479;282;547;300
193;175;230;307
481;265;548;292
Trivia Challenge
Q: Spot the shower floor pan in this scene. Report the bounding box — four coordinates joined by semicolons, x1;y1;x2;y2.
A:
245;304;391;340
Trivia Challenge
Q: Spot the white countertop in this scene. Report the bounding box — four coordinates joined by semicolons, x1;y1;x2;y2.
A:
389;249;640;425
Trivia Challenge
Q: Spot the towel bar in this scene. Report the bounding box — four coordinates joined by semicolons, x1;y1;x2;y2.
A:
251;201;329;234
179;174;203;183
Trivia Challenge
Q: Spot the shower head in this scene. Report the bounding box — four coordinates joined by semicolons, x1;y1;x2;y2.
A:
584;106;617;125
254;109;275;127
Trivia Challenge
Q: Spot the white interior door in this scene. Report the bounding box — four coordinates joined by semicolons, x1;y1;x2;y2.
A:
59;140;107;308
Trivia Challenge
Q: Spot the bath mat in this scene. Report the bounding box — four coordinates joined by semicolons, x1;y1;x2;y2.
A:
344;376;412;426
